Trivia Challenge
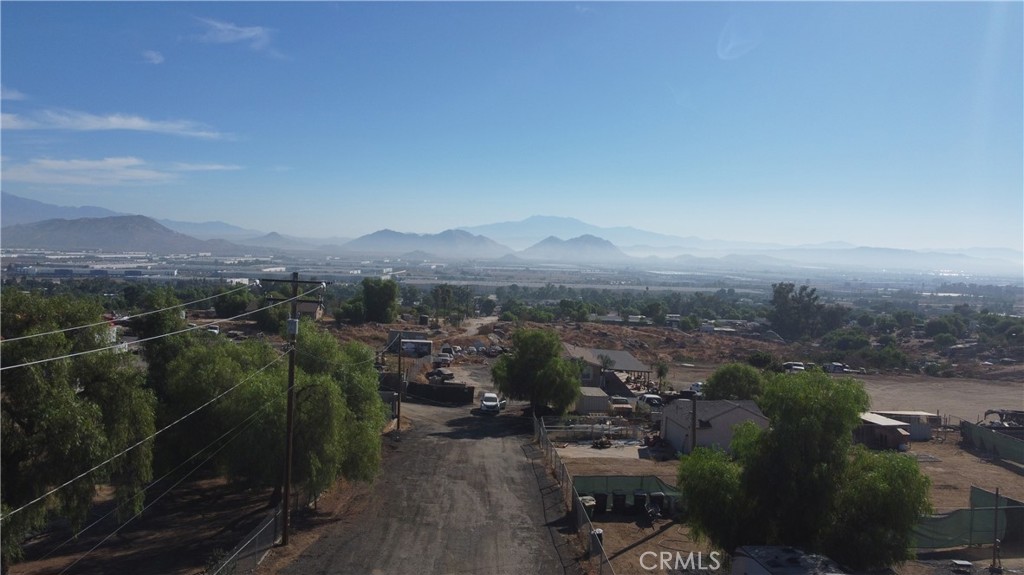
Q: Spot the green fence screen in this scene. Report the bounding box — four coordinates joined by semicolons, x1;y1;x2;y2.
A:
912;486;1022;548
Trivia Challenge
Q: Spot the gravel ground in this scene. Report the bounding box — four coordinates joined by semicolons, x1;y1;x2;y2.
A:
269;372;582;575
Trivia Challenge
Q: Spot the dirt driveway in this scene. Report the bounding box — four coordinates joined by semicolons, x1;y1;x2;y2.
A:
264;368;582;575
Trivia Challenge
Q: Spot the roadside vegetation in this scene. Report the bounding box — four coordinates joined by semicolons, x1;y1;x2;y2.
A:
0;285;388;570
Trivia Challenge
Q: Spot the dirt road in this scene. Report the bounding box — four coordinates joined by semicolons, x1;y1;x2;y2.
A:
274;382;579;574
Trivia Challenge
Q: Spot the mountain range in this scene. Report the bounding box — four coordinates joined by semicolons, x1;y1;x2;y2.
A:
1;192;1021;276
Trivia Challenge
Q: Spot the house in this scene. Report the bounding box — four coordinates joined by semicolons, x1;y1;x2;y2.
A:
661;400;769;455
563;343;651;389
296;300;325;320
732;546;845;575
853;412;911;451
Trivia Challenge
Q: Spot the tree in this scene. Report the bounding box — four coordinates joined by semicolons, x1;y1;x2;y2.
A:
479;297;497;316
1;289;154;568
491;329;581;414
213;287;252;318
361;278;399;323
768;283;847;341
819;446;932;569
678;371;930;570
704;363;764;401
653;360;670;392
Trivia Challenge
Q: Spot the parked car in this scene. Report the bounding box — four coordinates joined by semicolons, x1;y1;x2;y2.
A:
608;395;633;416
689;382;704;398
206;325;220;335
479;392;506;414
433;353;453;367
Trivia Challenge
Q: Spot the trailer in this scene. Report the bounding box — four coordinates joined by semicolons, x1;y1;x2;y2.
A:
400;339;433;358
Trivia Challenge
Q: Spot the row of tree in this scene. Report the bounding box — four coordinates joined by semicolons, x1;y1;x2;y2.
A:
0;286;388;569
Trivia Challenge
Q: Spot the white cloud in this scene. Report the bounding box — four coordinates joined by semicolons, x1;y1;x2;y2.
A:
142;50;165;64
2;157;175;186
171;162;242;171
195;17;273;50
1;113;39;129
1;85;27;100
1;109;227;139
2;154;243;186
2;156;243;186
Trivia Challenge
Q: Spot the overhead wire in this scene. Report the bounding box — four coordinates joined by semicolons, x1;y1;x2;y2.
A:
0;284;323;372
0;351;288;523
36;371;289;561
56;377;298;575
0;285;252;344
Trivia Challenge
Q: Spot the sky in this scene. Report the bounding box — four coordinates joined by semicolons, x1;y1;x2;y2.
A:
1;1;1022;251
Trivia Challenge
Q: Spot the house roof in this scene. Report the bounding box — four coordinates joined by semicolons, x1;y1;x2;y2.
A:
664;399;768;423
563;343;649;373
579;387;610;398
860;412;910;427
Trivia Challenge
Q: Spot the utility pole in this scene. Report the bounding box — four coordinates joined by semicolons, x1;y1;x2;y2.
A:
396;334;402;432
259;272;330;547
282;272;298;546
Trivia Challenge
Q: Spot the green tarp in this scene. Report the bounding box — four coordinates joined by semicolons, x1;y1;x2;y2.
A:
912;486;1021;548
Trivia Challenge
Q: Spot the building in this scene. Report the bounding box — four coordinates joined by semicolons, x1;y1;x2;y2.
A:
870;410;939;441
853;412;911;451
563;343;651;389
573;386;612;415
661;400;769;455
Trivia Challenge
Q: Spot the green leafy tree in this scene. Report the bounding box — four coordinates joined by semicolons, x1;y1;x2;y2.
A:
213;287;252;318
479;297;497;316
704;363;764;401
491;329;581;414
1;289;154;568
653;360;670;391
821;327;871;352
679;371;928;570
820;446;932;569
361;278;399;323
768;283;847;340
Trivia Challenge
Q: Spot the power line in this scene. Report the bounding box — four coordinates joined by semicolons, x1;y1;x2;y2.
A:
0;285;322;372
0;285;252;344
0;351;287;523
37;374;288;561
55;377;291;575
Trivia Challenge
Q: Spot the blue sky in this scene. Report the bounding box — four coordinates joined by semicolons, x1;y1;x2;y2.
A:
2;2;1022;250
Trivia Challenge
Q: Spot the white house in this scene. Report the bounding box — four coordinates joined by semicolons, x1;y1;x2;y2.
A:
661;399;769;455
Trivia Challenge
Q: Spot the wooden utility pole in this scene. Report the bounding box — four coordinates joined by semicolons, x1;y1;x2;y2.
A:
282;272;299;545
259;272;330;547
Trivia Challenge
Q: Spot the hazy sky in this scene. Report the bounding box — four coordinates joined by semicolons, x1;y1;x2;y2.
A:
2;2;1022;250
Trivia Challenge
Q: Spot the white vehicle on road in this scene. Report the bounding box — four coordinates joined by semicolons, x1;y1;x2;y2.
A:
479;392;506;414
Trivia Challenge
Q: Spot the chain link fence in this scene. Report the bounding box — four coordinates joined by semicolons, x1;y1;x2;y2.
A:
535;415;616;575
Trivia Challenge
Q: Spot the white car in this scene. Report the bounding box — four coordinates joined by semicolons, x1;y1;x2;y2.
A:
690;382;704;398
479;392;506;414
